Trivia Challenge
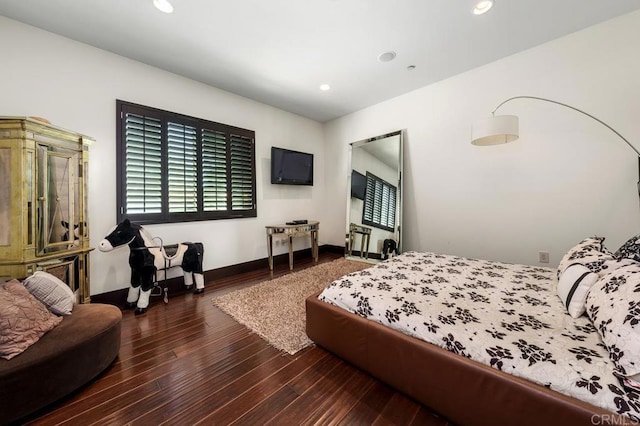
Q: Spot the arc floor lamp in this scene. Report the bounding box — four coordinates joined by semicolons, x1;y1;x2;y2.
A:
471;95;640;195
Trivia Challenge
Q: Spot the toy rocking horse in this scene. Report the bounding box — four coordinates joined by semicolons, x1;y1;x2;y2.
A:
61;220;85;247
381;238;398;260
98;219;205;315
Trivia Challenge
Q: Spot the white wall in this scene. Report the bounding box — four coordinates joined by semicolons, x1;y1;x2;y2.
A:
324;10;640;267
3;10;640;295
0;16;326;295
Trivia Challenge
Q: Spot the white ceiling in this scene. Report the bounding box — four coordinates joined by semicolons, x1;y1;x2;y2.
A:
1;1;639;122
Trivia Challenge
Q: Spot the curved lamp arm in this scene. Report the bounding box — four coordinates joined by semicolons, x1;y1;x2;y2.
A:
492;96;640;156
472;95;640;196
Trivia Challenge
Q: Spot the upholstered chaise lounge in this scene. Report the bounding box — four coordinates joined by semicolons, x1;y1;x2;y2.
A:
0;303;122;424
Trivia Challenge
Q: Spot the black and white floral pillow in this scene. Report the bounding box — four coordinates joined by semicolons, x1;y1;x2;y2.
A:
586;264;640;390
615;234;640;263
557;237;614;279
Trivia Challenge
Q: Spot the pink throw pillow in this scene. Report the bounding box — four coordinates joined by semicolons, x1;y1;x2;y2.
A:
0;279;63;360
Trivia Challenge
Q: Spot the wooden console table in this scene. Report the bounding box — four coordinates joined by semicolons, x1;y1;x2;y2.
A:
266;221;319;271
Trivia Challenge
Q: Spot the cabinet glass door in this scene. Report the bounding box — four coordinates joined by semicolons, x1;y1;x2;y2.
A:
0;148;10;246
37;144;79;254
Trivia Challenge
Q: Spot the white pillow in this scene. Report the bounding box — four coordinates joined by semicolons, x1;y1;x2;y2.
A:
23;271;75;315
557;263;599;318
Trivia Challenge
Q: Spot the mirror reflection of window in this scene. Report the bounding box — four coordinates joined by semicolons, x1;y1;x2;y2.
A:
362;172;396;232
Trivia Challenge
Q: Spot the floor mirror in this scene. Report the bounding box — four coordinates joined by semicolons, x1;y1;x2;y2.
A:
346;130;403;263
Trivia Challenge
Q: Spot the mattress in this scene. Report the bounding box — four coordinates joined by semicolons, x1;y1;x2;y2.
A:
318;251;640;421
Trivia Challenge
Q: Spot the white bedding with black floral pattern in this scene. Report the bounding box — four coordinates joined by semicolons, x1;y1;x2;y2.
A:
318;251;640;420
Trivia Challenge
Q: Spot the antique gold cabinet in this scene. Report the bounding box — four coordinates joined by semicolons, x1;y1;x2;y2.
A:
0;117;93;302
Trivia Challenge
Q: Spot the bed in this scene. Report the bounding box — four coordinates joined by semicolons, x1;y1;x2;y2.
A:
306;250;640;425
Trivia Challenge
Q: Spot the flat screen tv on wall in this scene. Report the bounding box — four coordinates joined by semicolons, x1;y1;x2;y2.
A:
351;170;366;200
271;146;314;185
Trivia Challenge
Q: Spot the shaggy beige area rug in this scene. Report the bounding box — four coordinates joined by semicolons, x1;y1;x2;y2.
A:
211;258;371;355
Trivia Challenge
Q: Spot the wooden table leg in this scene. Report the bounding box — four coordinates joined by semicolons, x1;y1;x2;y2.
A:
312;229;318;263
267;234;273;271
288;235;294;270
364;233;370;259
349;231;354;256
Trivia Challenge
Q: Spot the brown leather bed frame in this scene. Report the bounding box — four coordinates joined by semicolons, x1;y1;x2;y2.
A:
306;292;629;426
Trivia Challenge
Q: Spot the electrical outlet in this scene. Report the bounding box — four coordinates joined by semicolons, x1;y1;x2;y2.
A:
539;251;550;264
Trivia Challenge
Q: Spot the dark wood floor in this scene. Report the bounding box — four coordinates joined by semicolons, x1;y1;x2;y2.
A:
25;253;452;425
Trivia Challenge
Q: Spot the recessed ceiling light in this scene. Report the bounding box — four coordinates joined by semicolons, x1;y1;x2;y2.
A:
319;84;331;91
377;51;397;63
473;0;494;15
153;0;174;13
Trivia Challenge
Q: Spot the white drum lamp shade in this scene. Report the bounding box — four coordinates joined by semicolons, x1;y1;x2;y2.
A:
471;115;519;146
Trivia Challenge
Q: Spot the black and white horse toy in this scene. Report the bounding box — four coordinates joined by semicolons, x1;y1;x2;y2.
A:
98;219;205;315
382;238;398;260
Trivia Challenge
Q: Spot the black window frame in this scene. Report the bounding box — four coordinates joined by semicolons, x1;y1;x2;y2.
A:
116;100;257;225
362;172;397;232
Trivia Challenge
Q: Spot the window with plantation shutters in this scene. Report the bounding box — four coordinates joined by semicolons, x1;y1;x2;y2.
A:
362;172;396;232
124;114;162;214
116;100;256;224
230;134;254;211
202;129;227;212
168;122;198;213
